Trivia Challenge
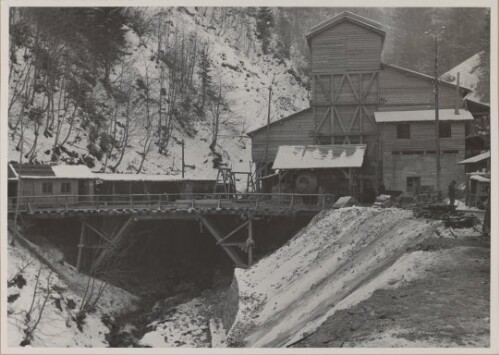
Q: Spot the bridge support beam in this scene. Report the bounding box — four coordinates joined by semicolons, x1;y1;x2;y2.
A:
76;222;86;271
199;216;247;268
246;218;255;266
89;216;135;275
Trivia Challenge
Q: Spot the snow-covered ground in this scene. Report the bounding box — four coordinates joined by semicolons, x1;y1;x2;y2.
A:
227;207;437;347
7;243;109;347
139;297;228;348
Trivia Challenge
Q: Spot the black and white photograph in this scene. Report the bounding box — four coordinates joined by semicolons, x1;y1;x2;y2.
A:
1;0;497;353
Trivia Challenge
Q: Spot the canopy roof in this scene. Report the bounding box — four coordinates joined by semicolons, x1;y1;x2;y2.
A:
374;109;474;123
458;151;490;165
272;144;366;170
470;175;490;183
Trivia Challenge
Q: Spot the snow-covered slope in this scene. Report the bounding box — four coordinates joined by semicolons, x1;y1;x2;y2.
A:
8;8;309;182
227;207;436;347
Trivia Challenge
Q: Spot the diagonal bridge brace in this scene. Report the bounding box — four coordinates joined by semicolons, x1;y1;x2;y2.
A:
199;216;249;269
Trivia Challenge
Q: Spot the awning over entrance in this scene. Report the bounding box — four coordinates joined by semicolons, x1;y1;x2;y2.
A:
272;144;367;170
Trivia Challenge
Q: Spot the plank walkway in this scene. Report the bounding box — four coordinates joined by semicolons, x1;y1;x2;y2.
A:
8;193;337;218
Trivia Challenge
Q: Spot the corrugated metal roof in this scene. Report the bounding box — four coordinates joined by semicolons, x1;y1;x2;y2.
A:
272;144;366;170
374;109;474;123
458;151;490;165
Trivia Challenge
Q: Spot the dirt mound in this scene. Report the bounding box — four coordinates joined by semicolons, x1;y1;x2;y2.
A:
227;207;436;347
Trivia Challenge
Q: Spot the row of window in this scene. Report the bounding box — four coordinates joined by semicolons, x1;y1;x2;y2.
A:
42;182;71;194
396;122;452;139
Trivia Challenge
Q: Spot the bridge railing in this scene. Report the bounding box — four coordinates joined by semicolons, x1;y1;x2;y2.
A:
8;192;337;213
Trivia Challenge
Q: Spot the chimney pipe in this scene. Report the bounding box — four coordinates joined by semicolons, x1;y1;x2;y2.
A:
455;72;460;115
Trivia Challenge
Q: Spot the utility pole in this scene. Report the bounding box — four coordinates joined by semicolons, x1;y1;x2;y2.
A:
433;35;441;196
181;139;185;178
263;86;272;177
426;25;445;198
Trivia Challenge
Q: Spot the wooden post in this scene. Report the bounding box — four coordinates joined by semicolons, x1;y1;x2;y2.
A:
247;218;254;266
433;35;441;196
263;87;272;176
76;222;86;272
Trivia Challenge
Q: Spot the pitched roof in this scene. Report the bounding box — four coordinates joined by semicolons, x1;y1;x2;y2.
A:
374;109;474;123
10;163;55;177
382;63;472;92
8;164;18;180
306;11;385;44
10;163;95;179
458;151;490;165
246;107;312;137
272;144;366;170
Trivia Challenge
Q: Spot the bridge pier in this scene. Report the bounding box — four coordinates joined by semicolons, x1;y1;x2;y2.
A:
76;222;86;271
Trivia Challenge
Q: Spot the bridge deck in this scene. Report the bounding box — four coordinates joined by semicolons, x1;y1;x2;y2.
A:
8;193;337;218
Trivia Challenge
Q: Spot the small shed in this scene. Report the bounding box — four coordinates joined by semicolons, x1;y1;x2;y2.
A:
465;173;490;208
9;164;96;206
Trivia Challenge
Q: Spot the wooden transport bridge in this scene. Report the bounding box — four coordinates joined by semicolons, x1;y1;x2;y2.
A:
9;192;336;271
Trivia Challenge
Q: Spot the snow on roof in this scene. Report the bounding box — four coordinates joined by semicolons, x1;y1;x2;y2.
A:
272;144;366;170
10;163;55;177
52;165;94;179
374;109;474;123
440;52;488;105
94;173;215;182
470;175;490;183
8;164;18;180
458;151;490;165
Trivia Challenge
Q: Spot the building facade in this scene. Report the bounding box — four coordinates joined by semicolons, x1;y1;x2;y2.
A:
249;11;472;197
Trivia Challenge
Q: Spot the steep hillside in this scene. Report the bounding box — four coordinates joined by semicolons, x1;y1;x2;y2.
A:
7;239;137;347
8;7;309;181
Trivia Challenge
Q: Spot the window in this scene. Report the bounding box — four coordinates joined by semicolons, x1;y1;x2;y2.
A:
396;123;410;139
42;182;53;194
61;182;71;193
439;122;451;138
406;177;421;194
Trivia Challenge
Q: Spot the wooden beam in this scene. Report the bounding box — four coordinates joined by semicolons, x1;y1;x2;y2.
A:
315;75;331;102
217;220;250;245
82;220;114;245
316;106;331;131
76;222;86;272
199;216;247;268
333;107;347;133
247;218;254;266
346;73;360;102
90;216;135;274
